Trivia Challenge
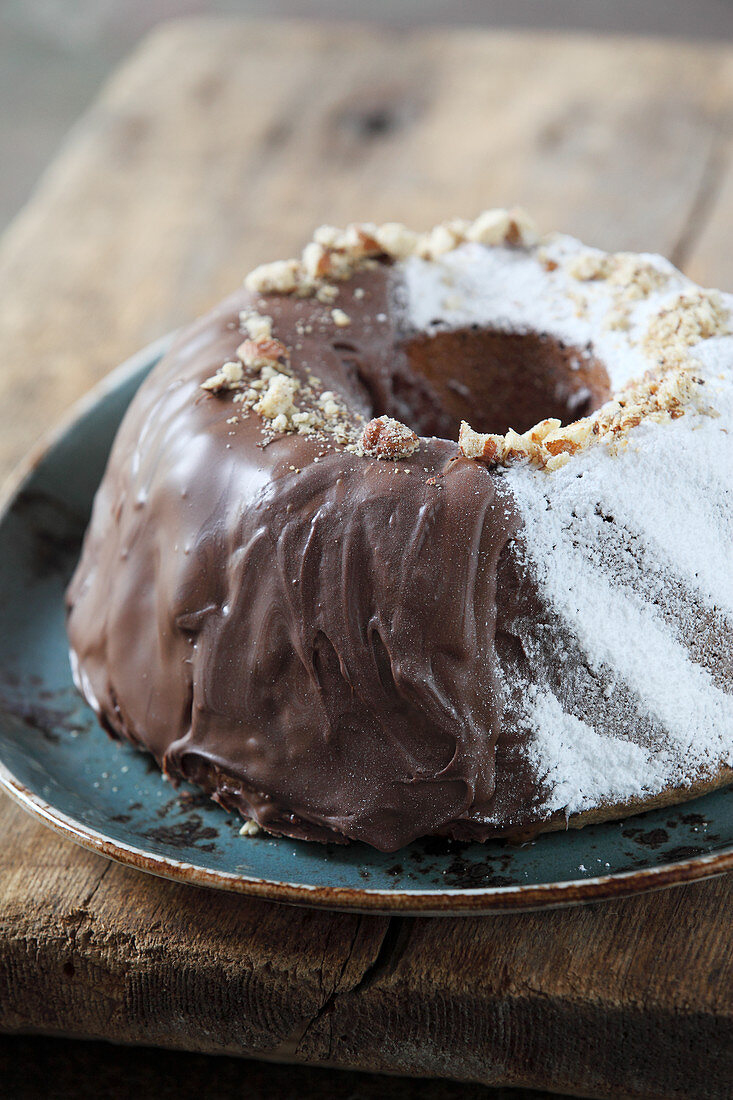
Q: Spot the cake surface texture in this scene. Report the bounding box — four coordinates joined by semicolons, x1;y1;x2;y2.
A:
66;212;733;852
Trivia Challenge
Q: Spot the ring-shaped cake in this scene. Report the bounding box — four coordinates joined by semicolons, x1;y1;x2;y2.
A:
67;211;733;852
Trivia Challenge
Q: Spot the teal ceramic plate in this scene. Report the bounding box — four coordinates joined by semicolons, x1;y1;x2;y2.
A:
0;338;731;915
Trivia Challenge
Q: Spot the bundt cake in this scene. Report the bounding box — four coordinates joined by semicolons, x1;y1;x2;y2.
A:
66;210;733;853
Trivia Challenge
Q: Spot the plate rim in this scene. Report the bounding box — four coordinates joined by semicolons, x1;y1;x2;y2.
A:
0;335;731;915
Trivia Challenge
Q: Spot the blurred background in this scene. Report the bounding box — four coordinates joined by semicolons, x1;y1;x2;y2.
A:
2;0;733;233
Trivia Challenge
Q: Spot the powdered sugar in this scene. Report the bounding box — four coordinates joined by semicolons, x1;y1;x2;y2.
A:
401;236;698;390
526;688;667;814
506;392;733;812
400;233;733;818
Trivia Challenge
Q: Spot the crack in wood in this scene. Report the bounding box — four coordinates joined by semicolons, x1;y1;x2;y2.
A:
78;862;112;913
294;915;411;1063
287;915;395;1062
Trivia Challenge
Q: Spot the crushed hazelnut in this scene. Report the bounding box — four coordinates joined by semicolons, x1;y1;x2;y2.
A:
270;413;289;433
418;223;462;259
236;337;289;369
302;241;331;281
239;309;273;342
201;360;244;391
505;208;540;247
566;250;673;331
241;210;541;300
360;416;419;460
642;289;729;368
245;258;300;294
316;283;339;304
375;222;420;259
254;373;300;421
459;361;714;474
465;209;512;246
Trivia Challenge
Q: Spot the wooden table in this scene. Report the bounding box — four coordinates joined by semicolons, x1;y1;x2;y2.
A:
1;20;732;1100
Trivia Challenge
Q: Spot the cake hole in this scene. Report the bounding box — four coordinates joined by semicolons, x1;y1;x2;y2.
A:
391;329;611;439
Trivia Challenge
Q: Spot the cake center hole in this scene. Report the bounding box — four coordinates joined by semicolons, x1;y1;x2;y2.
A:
390;329;611;439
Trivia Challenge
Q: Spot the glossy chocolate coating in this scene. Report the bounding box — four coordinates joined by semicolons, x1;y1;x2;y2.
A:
67;265;598;850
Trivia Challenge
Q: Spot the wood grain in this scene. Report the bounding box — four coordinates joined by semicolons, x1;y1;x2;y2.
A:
1;20;732;1099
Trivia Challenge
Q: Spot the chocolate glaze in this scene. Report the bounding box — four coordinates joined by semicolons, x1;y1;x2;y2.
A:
66;263;602;851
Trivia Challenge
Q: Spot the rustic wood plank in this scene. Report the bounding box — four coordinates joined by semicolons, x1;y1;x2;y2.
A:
0;1033;560;1100
1;21;731;479
302;877;733;1096
1;20;733;1099
0;797;390;1057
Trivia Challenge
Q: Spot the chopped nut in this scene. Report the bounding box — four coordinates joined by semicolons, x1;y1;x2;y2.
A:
643;289;729;368
537;247;559;272
201;360;244;392
375;222;420;259
239;819;261;837
318;390;341;419
361;416;419;460
236;337;289;369
343;222;381;256
418;223;463;260
460;358;714;473
331;308;351;327
242;210;541;300
458;422;501;462
566;252;611;282
466;209;512;246
528;418;562;443
302;241;331;280
239;309;273;342
254;373;299;420
245;258;300;294
545;452;571;472
566;249;672;335
316;283;339;304
542;419;593;455
506;208;540;247
313;224;343;249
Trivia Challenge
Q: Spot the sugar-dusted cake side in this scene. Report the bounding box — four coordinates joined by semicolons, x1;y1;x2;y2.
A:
67;213;733;852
